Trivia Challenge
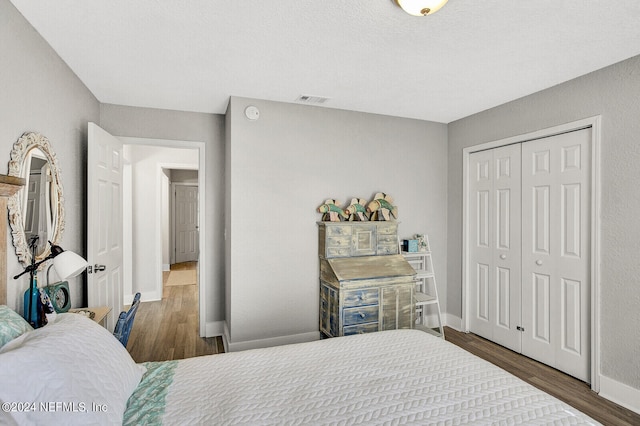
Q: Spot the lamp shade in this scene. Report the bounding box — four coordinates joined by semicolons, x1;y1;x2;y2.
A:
53;250;89;279
394;0;449;16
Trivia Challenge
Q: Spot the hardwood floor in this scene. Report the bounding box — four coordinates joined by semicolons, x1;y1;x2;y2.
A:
126;262;224;362
445;327;640;425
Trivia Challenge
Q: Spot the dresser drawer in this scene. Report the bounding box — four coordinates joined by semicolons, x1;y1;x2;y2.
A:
377;233;398;255
343;305;379;326
376;223;397;235
326;247;350;258
343;322;379;336
326;225;352;237
377;243;398;255
343;288;379;307
327;235;351;248
377;234;397;244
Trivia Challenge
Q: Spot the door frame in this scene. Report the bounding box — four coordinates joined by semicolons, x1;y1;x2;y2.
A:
119;137;207;337
461;115;602;392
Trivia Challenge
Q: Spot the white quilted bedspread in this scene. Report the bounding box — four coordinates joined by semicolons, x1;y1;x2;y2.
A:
160;330;599;425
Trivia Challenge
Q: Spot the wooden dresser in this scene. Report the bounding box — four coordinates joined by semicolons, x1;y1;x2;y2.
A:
318;222;416;337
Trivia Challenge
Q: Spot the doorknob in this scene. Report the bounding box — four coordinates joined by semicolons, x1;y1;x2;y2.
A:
536;260;543;266
500;254;507;260
88;264;107;274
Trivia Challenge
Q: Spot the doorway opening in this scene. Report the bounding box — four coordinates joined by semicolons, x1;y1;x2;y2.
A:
120;137;208;339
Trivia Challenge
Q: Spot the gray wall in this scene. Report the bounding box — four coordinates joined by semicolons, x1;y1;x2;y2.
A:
448;55;640;389
171;169;198;184
225;96;448;348
99;104;226;325
1;0;100;309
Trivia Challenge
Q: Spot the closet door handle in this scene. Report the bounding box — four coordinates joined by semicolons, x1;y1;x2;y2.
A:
500;254;507;260
536;260;543;266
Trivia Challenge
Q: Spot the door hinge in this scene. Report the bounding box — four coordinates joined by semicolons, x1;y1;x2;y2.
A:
87;265;92;274
516;326;525;332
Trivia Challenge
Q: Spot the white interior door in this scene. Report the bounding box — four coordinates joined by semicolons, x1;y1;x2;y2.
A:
87;122;124;332
521;128;591;382
174;184;198;263
468;144;522;352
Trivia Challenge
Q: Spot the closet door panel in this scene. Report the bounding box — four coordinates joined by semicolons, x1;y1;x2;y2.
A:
533;185;551;254
469;144;521;352
522;129;591;382
496;266;512;329
562;278;582;355
476;263;490;322
469;150;494;339
532;272;551;343
492;144;521;350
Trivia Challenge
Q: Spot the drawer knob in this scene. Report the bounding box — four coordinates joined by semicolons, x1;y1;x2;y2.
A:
359;312;366;318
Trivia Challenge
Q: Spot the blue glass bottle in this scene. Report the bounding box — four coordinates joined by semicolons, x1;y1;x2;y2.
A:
23;272;39;327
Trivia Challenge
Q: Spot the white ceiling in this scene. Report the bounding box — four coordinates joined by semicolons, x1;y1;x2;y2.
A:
10;0;640;123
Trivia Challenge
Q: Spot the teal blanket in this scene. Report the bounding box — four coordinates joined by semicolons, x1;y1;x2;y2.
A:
123;361;178;425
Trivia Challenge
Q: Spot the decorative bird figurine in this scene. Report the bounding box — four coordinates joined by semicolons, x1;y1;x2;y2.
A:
366;192;398;221
317;199;348;222
345;198;369;221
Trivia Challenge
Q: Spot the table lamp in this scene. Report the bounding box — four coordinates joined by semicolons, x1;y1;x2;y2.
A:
14;237;89;327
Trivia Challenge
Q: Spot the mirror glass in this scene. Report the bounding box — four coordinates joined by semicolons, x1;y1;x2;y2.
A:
7;132;65;267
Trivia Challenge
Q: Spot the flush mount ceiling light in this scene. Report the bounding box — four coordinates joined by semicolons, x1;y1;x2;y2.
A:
393;0;449;16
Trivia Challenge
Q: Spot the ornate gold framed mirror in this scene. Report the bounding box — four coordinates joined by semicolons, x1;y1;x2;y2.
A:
7;132;65;267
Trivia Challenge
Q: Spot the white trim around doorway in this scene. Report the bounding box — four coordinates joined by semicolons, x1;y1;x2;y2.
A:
461;115;602;392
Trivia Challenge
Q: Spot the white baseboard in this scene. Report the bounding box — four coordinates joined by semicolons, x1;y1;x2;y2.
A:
204;320;224;338
162;263;170;272
138;291;162;303
223;328;319;352
418;312;463;332
444;314;463;332
420;312;441;329
122;292;160;305
599;374;640;414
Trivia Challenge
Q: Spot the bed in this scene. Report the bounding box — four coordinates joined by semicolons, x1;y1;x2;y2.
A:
0;307;600;425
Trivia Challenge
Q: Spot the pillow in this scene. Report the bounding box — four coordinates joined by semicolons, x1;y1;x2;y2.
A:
0;313;145;425
0;305;33;347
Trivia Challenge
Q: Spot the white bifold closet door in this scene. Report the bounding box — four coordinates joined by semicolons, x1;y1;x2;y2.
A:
468;143;522;353
469;128;591;382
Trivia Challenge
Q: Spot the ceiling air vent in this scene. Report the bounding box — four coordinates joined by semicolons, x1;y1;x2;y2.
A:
296;95;330;104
